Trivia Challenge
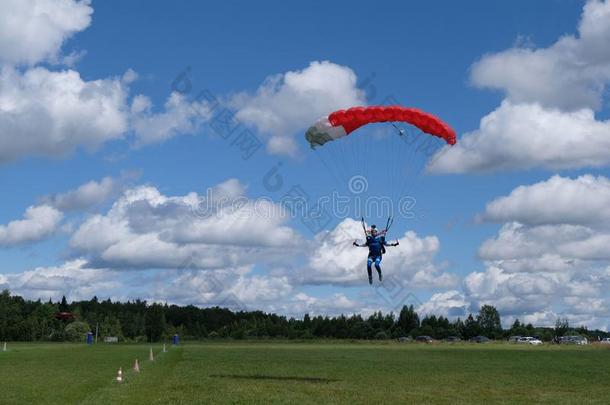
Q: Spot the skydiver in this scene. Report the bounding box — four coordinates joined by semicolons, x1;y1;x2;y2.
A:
353;224;399;285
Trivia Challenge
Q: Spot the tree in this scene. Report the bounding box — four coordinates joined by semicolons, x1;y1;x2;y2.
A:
477;305;502;339
59;296;69;312
554;317;569;337
510;318;527;337
145;304;166;342
397;305;419;335
64;321;90;342
463;314;480;339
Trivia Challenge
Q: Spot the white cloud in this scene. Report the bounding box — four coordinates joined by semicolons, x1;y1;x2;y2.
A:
153;266;293;310
0;65;220;163
1;259;120;301
0;0;93;66
131;92;212;146
481;175;610;226
153;264;368;316
471;0;610;111
417;290;469;319
477;175;610;262
0;1;215;163
276;292;363;317
479;223;610;263
0;67;130;163
460;173;610;327
429;101;610;173
70;180;303;270
231;61;366;155
464;266;566;315
0;205;62;246
42;175;132;212
430;1;610;173
0;6;366;163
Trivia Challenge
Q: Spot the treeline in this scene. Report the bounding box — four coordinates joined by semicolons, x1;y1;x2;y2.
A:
0;290;607;342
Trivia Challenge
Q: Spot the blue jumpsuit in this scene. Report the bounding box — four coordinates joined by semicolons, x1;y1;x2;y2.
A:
365;235;389;280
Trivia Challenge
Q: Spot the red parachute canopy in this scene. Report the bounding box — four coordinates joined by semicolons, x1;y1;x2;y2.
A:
304;105;456;149
329;105;456;145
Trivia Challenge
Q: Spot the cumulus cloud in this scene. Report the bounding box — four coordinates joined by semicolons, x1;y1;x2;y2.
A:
481;175;610;226
70;179;303;270
131;92;213;146
417;290;469;318
0;2;366;162
153;265;293;311
478;176;610;262
0;205;62;246
291;218;457;288
41;175;137;212
429;101;610;173
461;173;610;327
464;266;567;315
471;0;610;110
231;61;366;155
0;0;93;66
0;1;217;163
430;1;610;173
275;292;363;317
0;67;130;163
0;64;215;164
0;259;120;301
478;222;604;261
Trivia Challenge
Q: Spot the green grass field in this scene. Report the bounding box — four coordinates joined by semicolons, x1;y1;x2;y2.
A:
1;341;610;404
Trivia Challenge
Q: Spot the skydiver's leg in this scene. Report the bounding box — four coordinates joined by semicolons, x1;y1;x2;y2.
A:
375;256;382;281
367;257;373;285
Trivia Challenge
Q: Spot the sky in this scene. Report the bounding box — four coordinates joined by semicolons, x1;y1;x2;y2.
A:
1;0;610;329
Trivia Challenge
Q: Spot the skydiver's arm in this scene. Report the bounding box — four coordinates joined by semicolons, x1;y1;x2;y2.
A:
353;240;369;247
383;239;400;247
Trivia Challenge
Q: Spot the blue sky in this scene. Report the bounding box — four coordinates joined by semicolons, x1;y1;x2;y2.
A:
1;0;610;329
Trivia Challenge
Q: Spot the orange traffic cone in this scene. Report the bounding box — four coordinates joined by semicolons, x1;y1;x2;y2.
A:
133;359;140;373
116;367;123;383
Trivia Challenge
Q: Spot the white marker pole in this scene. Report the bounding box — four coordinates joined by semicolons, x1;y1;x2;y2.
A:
149;347;154;361
2;342;6;352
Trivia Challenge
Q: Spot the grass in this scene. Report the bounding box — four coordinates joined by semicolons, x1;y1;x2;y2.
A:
1;341;610;404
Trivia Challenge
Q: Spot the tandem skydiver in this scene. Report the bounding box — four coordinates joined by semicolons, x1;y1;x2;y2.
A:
353;223;399;285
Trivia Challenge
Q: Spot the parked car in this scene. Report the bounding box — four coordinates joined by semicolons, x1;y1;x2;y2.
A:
508;336;522;343
397;336;412;343
517;336;543;345
470;335;490;343
415;335;433;343
445;336;461;343
559;335;588;345
600;338;610;344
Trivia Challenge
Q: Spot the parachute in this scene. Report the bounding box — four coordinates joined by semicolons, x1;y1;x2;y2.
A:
303;104;457;228
305;105;456;149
